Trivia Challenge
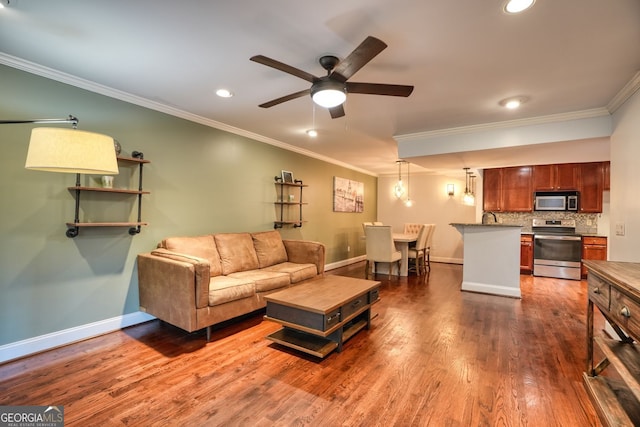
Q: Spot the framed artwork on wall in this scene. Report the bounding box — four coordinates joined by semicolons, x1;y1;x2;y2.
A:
281;170;294;183
333;176;364;213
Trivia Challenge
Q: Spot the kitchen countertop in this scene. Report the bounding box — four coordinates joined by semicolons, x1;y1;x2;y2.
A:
520;231;608;237
450;223;523;228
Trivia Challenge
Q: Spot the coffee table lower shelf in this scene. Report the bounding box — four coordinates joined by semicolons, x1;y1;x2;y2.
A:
266;318;368;358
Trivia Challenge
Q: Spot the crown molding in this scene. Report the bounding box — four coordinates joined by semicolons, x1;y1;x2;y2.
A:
395;70;640;143
394;108;610;142
0;53;377;177
607;70;640;114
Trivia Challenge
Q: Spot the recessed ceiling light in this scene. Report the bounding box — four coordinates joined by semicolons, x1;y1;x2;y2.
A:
306;129;318;138
504;0;535;14
215;89;233;98
499;96;529;109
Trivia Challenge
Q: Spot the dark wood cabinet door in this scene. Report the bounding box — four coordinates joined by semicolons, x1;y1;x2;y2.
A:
603;161;610;191
534;163;579;190
482;168;503;211
502;166;532;212
520;235;533;273
532;164;555;191
579;162;603;213
554;163;579;190
581;237;607;277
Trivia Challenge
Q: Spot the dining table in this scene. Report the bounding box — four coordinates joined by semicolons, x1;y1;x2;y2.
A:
392;232;418;276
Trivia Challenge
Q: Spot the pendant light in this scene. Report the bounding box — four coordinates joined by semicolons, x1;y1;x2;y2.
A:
463;168;476;206
393;160;406;199
405;161;413;207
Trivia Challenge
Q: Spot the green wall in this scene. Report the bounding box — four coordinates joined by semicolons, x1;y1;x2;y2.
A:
0;64;377;345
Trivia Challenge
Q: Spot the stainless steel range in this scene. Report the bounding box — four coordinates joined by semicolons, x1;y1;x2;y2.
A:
532;219;582;280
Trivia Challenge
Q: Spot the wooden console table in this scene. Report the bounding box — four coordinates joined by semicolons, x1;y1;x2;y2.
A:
583;260;640;426
264;275;380;358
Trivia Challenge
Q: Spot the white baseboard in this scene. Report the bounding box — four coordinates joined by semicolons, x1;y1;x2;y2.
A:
325;255;366;271
432;256;462;265
0;311;156;364
325;255;461;271
461;281;522;298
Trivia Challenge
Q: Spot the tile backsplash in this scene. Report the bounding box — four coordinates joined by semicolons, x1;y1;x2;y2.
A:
493;212;599;234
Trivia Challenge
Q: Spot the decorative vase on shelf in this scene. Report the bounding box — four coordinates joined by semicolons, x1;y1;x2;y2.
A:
114;139;122;155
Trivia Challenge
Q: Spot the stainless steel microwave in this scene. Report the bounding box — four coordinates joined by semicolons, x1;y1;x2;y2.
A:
534;191;579;211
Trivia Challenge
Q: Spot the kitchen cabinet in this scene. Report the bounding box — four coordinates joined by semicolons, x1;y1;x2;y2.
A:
520;234;533;273
582;236;607;278
603;161;610;191
583;261;640;426
578;162;604;213
482;166;532;212
502;166;533;211
484;161;606;213
482;168;502;211
532;163;579;191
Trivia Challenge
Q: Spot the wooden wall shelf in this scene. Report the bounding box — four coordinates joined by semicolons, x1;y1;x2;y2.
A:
274;176;307;229
66;151;150;238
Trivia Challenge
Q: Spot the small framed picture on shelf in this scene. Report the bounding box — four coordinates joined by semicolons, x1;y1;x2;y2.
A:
281;170;294;183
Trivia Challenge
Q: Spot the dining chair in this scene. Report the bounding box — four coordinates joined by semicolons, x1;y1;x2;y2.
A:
373;221;383;226
362;222;373;233
403;222;423;249
424;224;436;271
403;223;423;235
364;225;401;279
408;224;428;275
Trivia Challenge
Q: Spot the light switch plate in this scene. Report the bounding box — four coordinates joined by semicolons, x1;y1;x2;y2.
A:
615;222;625;236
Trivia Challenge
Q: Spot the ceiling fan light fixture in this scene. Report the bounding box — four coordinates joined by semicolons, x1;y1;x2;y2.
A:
311;80;346;108
504;0;535;14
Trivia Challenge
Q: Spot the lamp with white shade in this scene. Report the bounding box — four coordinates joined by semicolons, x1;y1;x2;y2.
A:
1;115;119;175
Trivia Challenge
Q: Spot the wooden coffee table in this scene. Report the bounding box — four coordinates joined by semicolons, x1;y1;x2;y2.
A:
264;275;380;358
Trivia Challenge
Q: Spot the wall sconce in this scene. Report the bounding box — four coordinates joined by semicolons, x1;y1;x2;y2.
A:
0;115;119;174
447;184;455;196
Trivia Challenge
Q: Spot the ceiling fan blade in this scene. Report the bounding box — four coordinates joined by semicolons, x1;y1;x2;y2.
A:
346;82;414;97
258;89;310;108
329;104;345;119
330;36;387;82
250;55;317;83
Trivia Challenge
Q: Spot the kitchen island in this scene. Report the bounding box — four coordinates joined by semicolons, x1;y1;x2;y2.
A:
451;223;523;298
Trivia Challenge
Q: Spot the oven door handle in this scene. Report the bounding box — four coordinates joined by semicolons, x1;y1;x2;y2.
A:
534;234;582;241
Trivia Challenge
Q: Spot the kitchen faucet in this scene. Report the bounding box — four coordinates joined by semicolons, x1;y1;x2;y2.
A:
482;211;497;224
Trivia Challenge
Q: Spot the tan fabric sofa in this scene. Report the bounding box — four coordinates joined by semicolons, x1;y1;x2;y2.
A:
137;230;325;340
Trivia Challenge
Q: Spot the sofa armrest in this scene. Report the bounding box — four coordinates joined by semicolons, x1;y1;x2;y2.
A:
282;239;326;275
137;250;211;332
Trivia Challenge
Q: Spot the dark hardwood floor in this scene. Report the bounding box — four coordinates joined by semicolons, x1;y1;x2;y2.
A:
0;262;604;426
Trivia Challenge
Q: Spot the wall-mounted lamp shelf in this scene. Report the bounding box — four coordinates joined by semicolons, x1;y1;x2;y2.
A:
66;152;150;238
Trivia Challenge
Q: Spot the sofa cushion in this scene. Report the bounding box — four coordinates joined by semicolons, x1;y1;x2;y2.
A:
208;276;255;307
263;262;318;283
228;269;290;292
214;233;260;275
252;230;288;268
160;235;223;276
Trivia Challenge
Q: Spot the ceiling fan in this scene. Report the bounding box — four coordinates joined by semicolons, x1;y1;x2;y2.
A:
250;36;414;119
